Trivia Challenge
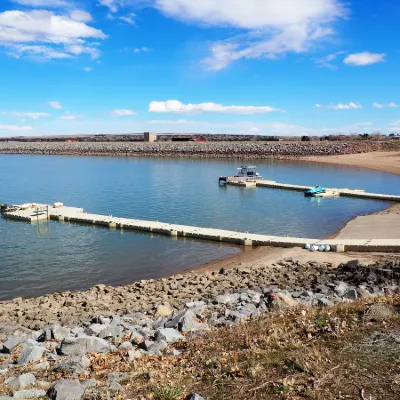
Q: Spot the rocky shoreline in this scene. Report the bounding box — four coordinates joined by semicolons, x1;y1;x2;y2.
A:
0;258;399;398
1;140;400;159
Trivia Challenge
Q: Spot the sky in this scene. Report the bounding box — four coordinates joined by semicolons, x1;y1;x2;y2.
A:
0;0;400;137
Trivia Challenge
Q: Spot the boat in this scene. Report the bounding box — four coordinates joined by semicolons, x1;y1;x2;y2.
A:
304;185;326;196
219;165;263;184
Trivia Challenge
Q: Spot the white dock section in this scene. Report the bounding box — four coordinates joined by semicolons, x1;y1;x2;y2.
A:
254;180;400;202
2;203;400;253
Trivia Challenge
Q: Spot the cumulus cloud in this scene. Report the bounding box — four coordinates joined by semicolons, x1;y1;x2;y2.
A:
134;46;150;53
110;109;137;116
373;102;399;109
152;0;347;70
70;10;93;23
313;102;362;110
149;100;282;114
0;10;106;60
83;67;92;71
0;125;33;132
344;52;385;66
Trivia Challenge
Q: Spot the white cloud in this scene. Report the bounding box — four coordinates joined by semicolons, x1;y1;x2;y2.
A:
0;10;106;60
133;46;150;53
153;0;347;70
83;67;92;71
61;115;77;120
99;0;119;13
154;0;345;29
66;44;101;59
389;120;400;127
344;52;385;66
315;50;346;69
0;111;50;119
313;102;362;110
110;109;137;116
373;102;399;109
119;13;136;25
0;125;33;132
149;100;282;114
70;10;93;23
49;101;62;109
11;0;71;7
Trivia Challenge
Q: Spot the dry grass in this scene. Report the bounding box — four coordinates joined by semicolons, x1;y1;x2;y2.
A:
123;296;400;400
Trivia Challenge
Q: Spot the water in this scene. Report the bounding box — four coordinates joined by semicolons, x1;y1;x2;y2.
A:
1;155;399;300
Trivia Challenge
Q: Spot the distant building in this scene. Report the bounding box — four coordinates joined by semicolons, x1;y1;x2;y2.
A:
144;132;157;142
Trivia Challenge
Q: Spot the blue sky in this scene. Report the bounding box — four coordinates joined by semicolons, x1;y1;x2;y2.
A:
0;0;399;136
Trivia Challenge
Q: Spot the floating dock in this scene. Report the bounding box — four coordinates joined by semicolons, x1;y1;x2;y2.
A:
221;178;400;202
2;203;400;253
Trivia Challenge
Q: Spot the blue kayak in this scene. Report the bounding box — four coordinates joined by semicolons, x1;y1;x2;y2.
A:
304;185;326;196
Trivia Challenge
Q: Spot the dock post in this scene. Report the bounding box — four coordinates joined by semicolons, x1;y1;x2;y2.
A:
242;239;253;246
109;222;117;229
170;230;178;237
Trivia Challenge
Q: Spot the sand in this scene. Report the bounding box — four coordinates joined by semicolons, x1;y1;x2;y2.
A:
303;151;400;176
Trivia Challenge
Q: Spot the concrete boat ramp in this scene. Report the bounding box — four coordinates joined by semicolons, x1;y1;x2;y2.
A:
224;178;400;202
2;203;400;253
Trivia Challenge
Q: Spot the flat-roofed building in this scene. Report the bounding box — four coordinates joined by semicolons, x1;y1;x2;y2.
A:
144;132;157;142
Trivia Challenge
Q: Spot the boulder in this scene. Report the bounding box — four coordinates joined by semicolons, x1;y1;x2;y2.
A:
97;325;124;341
51;356;91;374
155;304;173;317
214;293;240;305
17;344;44;365
343;289;358;301
47;379;86;400
154;328;184;343
13;389;47;399
52;325;71;341
2;336;25;353
146;340;167;355
59;336;112;356
334;282;349;297
5;373;36;390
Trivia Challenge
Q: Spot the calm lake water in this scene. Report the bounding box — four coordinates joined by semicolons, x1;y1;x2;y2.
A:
1;154;399;300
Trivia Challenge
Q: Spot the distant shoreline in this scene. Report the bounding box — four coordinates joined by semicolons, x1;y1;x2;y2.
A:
1;140;400;159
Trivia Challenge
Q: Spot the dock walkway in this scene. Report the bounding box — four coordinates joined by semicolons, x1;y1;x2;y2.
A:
2;203;400;253
233;179;400;202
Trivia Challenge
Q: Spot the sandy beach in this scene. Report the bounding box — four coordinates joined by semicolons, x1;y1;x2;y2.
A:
303;151;400;176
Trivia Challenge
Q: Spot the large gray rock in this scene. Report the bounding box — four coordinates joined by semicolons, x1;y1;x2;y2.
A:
98;325;124;340
17;344;44;365
47;379;86;400
166;310;208;333
13;389;47;399
154;328;184;343
52;325;71;341
59;336;111;356
214;293;240;305
146;340;167;355
5;373;36;390
334;281;349;297
343;289;358;301
51;356;90;374
2;336;25;353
